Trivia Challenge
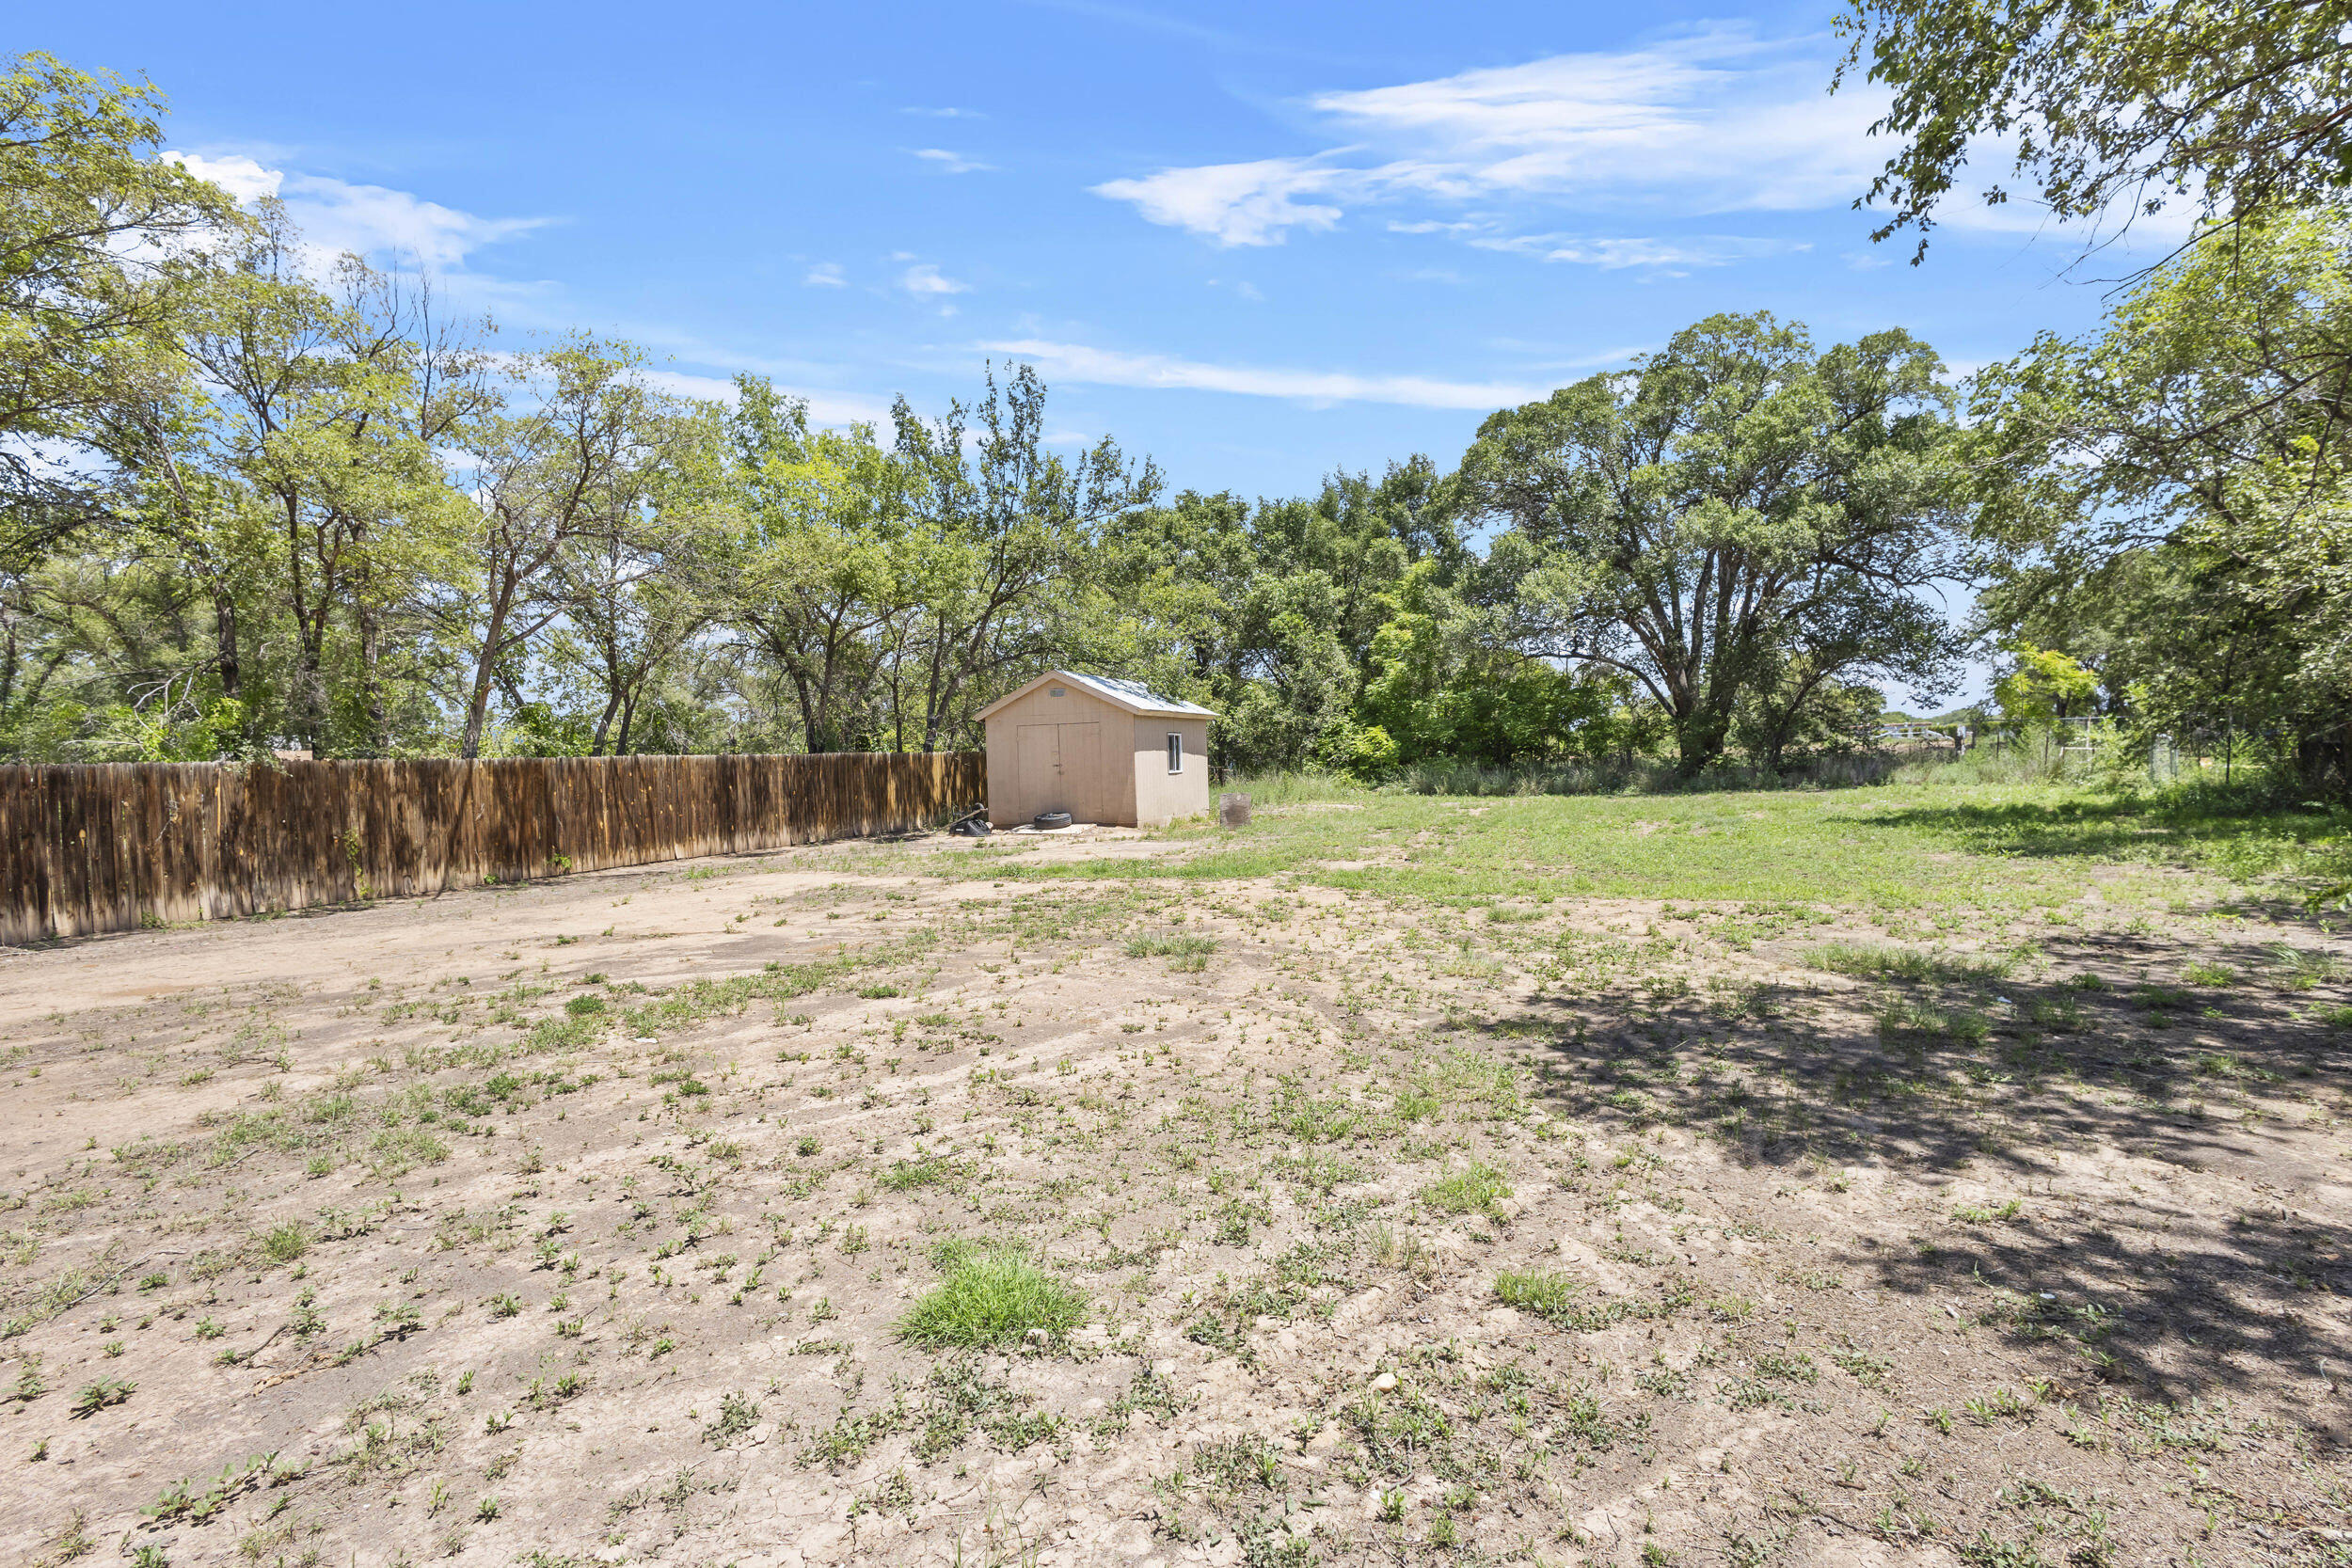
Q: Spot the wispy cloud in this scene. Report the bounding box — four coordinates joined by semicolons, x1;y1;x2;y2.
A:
902;105;985;119
641;370;895;429
1469;232;1810;270
899;262;970;296
980;338;1547;409
167;151;548;274
1091;28;1883;247
911;148;995;175
803;261;848;287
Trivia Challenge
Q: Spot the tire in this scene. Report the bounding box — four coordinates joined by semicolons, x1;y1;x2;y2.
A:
1033;811;1073;830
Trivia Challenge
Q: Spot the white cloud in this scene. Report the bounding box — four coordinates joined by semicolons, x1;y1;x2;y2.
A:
1470;232;1810;270
1092;157;1344;246
167;151;547;274
1092;30;2197;257
899;262;970;296
911;148;994;174
804;261;848;287
639;370;895;429
979;338;1547;409
902;105;984;119
1091;29;1886;246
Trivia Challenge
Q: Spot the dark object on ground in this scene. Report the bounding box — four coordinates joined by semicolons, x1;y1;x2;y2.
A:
1219;792;1251;828
948;804;991;837
1033;811;1073;830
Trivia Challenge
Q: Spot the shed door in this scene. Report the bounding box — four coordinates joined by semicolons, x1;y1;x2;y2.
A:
1013;721;1104;821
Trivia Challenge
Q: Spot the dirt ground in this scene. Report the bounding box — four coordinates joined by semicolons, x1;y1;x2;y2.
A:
5;813;2352;1568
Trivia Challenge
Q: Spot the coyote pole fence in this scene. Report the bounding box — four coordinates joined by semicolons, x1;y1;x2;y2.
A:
0;751;985;945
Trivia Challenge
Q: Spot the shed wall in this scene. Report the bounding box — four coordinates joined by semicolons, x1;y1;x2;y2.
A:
1130;716;1211;827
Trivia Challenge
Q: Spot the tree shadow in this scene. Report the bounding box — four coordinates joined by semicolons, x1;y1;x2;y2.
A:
1493;924;2352;1424
1853;791;2349;880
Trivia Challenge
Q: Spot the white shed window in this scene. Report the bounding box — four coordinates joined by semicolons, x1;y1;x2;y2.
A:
1167;733;1184;773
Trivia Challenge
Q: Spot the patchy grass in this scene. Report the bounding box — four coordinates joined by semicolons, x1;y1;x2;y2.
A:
5;776;2348;1567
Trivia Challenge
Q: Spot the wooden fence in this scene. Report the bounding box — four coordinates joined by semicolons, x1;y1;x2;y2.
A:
0;751;985;945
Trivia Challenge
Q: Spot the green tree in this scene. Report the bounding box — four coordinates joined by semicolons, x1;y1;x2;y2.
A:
453;338;700;759
892;364;1159;750
718;379;913;753
1967;214;2352;795
1453;312;1964;777
1835;0;2352;258
0;53;241;554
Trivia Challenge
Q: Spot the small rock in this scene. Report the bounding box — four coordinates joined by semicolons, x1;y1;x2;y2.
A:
1370;1372;1398;1393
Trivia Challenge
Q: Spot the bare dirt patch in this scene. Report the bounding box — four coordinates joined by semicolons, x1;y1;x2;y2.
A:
4;829;2351;1566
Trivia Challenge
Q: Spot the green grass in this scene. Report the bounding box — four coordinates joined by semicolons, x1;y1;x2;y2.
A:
910;776;2348;914
879;1156;957;1192
1420;1161;1511;1218
898;1250;1088;1350
1492;1267;1583;1321
1805;942;2010;984
1124;934;1216;958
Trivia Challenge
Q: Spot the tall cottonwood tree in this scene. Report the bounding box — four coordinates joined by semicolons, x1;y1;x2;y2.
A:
1453;312;1965;776
0;53;241;553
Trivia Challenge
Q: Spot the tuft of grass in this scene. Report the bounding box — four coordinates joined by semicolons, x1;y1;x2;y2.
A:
262;1222;309;1265
1125;934;1216;960
1493;1267;1581;1320
898;1249;1087;1350
1421;1161;1511;1218
879;1156;956;1192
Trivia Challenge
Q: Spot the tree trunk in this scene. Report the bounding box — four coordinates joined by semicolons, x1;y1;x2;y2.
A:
591;689;622;756
461;591;512;760
212;589;241;703
1674;705;1730;779
616;688;640;755
353;598;388;757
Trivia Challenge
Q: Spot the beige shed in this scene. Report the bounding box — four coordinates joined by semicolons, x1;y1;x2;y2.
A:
977;672;1216;829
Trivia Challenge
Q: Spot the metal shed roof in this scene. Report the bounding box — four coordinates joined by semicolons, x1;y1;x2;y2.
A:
974;670;1216;721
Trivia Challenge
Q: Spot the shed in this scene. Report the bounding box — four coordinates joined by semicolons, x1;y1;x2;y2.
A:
976;672;1216;829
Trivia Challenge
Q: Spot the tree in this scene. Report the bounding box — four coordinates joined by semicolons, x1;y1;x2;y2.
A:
0;53;241;555
1994;643;2100;721
1452;312;1966;776
717;379;912;753
452;339;701;759
893;364;1160;751
1834;0;2352;258
1966;214;2352;795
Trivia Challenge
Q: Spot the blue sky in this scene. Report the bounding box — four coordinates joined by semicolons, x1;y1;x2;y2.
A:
46;1;2174;704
